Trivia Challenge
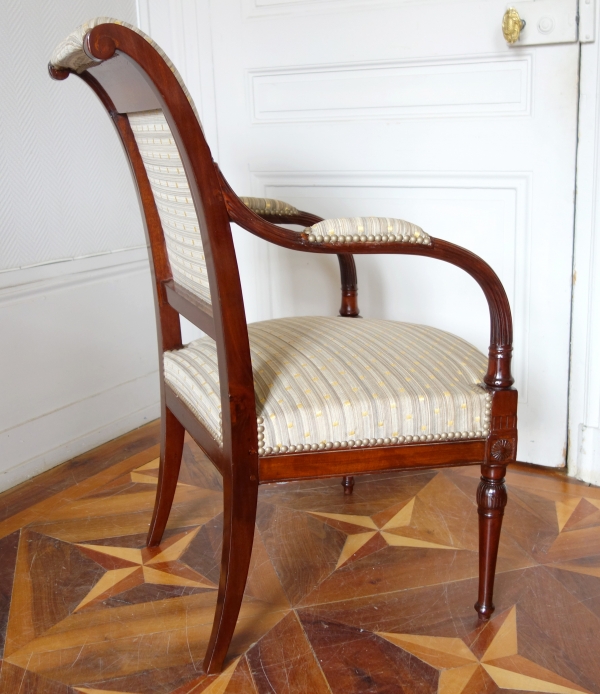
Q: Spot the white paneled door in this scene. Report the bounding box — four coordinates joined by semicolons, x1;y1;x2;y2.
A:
162;0;581;466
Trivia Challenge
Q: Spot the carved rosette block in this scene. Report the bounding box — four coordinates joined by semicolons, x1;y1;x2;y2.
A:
490;438;514;461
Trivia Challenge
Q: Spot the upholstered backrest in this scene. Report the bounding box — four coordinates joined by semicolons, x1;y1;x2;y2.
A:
51;18;211;305
128;110;211;303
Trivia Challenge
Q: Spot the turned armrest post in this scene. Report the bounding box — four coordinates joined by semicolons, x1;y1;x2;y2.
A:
266;210;361;318
237;198;362;320
337;254;360;318
485;344;514;390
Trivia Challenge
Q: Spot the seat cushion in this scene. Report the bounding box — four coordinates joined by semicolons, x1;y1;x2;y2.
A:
163;317;491;455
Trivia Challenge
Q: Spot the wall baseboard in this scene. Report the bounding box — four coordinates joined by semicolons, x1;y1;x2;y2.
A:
0;374;159;493
570;425;600;487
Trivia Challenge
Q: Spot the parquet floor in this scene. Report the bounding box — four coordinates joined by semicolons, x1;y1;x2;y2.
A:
1;422;600;693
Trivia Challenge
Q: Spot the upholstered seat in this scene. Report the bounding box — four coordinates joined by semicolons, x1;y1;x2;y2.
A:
164;316;491;453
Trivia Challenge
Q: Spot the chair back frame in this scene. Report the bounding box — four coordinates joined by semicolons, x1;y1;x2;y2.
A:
51;25;260;486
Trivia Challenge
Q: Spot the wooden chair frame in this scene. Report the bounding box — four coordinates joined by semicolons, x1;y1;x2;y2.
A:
49;23;517;675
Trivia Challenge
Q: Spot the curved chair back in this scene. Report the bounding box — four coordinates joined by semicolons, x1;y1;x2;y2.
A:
50;19;258;477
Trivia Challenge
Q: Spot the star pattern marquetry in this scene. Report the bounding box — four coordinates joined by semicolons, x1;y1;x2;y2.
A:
555;495;600;533
75;527;217;610
129;457;193;487
1;426;600;694
379;606;591;694
310;496;462;569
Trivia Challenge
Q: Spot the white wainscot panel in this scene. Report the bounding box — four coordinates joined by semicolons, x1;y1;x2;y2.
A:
249;56;531;122
0;249;160;492
250;171;531;404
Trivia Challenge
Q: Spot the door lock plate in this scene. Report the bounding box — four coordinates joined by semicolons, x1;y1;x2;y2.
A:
503;0;591;46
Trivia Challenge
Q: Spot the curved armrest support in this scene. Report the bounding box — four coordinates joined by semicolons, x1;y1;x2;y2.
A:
218;167;513;389
232;178;361;316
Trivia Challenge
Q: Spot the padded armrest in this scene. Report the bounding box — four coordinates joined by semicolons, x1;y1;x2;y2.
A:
241;197;299;216
306;217;431;246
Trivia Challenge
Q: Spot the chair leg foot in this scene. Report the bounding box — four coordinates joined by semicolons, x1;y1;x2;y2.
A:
475;464;507;621
203;475;258;675
342;476;354;495
147;406;185;547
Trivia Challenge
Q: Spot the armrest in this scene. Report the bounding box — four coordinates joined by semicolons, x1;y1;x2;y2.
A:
217;167;513;389
240;196;323;227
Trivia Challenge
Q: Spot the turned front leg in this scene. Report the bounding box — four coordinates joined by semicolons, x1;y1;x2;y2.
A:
475;464;507;619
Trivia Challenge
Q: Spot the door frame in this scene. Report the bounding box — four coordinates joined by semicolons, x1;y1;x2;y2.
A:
568;0;600;485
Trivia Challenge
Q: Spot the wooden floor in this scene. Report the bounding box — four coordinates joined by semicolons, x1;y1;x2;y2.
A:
1;423;599;693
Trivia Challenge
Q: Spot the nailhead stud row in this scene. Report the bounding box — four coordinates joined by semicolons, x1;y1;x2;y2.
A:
241;197;299;216
256;393;492;457
304;231;432;246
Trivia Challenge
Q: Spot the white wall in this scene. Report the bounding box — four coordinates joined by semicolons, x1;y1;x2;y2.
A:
0;0;160;491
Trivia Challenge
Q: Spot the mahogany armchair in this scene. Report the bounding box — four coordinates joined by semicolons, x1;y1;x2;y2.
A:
49;19;517;676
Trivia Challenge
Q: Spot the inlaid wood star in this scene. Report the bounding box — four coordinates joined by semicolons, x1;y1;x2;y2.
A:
310;496;463;569
129;457;193;487
74;527;217;610
555;495;600;533
378;606;591;694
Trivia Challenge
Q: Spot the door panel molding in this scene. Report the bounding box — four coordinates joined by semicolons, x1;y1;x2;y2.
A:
249;55;532;123
243;0;488;19
249;169;532;403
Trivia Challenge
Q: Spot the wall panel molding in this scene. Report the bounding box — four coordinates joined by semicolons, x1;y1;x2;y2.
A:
249;55;531;122
0;246;148;301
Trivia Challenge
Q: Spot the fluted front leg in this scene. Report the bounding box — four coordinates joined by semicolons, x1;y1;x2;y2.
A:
475;466;508;619
475;388;517;620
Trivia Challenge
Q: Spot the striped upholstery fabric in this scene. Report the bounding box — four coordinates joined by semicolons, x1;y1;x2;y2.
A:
129;111;211;304
241;197;299;216
164;317;491;453
49;17;201;123
307;217;430;245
